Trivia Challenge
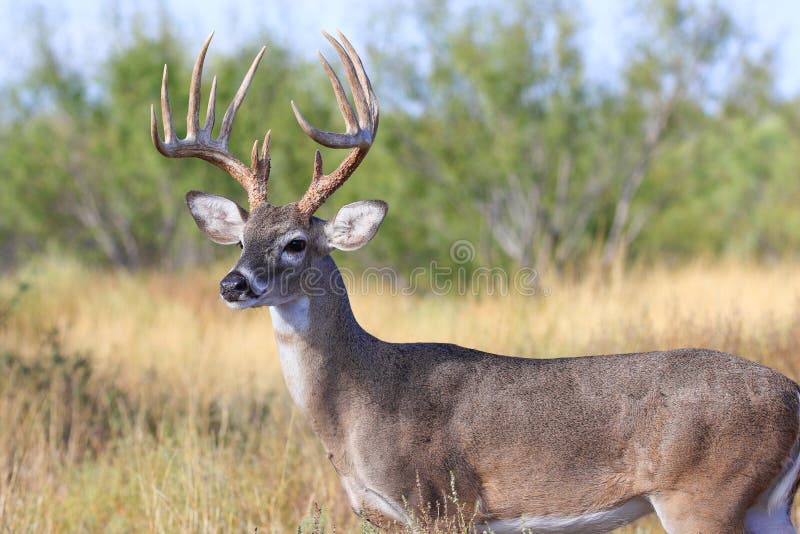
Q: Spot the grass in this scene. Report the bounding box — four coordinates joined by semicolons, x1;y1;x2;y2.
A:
2;256;800;532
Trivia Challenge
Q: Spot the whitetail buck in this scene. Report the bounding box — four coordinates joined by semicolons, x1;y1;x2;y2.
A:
151;33;800;533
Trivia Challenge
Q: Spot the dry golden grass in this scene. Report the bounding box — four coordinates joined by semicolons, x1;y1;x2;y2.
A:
2;256;800;532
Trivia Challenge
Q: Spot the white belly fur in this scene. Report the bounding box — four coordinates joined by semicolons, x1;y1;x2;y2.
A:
339;470;651;533
480;497;653;534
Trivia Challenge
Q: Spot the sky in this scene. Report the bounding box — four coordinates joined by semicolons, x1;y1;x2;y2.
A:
1;0;799;96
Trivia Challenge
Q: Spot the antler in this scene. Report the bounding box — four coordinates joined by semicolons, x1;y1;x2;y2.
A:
151;32;271;208
292;31;379;217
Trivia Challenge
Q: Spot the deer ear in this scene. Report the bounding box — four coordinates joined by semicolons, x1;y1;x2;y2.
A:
325;200;388;251
186;191;248;245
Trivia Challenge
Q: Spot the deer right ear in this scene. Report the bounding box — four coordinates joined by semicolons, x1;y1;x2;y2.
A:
186;191;248;245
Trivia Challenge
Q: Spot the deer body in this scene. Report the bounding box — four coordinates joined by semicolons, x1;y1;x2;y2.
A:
268;254;800;532
152;33;800;532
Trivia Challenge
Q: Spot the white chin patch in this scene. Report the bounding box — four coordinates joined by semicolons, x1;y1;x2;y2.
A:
223;298;262;310
221;294;293;309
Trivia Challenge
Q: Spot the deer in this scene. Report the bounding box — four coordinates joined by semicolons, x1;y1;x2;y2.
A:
150;32;800;534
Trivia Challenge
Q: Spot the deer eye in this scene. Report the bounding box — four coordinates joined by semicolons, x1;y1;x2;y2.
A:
284;239;306;253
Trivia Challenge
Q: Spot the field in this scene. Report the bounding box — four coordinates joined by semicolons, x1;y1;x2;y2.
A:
2;257;800;532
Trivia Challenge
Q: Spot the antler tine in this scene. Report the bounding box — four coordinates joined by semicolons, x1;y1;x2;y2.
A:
187;32;213;139
294;32;379;217
150;65;176;153
319;52;358;132
160;64;176;144
250;130;271;200
322;31;371;131
150;34;271;209
337;31;379;124
219;46;267;146
290;54;359;148
204;76;217;133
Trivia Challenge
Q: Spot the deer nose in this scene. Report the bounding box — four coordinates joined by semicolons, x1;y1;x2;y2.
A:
220;271;250;301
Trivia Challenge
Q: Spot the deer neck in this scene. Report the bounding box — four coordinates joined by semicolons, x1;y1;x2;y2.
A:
268;255;373;421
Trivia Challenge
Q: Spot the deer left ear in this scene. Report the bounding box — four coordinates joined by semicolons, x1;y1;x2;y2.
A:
325;200;388;251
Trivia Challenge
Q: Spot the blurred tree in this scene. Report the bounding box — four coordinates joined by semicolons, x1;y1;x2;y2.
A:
369;0;758;274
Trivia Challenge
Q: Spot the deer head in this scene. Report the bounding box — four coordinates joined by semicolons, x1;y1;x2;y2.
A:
151;32;385;308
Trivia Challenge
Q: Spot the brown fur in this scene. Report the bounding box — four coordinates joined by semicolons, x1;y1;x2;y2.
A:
269;252;799;530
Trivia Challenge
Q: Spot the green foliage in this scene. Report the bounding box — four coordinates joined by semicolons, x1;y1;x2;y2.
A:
1;0;799;274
